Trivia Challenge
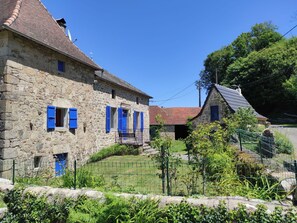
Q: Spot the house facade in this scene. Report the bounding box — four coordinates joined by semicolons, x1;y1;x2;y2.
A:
150;106;201;140
192;84;267;127
0;0;150;177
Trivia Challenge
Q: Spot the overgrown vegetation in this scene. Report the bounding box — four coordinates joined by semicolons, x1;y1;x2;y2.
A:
274;131;294;154
184;109;288;200
2;188;297;223
89;144;139;163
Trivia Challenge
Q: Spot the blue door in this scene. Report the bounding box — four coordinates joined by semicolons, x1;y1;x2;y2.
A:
122;110;128;136
55;153;67;176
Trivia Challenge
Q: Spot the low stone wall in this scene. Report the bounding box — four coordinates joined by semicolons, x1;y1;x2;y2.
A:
0;181;294;213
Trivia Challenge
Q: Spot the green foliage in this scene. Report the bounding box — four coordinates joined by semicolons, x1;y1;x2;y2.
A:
89;144;139;163
274;131;294;154
61;168;105;189
233;107;258;131
283;74;297;98
68;195;165;223
2;188;73;223
169;140;186;153
2;190;297;223
200;22;297;115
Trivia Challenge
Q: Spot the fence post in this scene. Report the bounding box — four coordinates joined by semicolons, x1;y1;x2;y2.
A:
238;132;243;151
166;145;170;196
74;160;77;190
202;157;206;196
259;141;263;164
186;143;191;164
294;160;297;182
161;145;165;194
12;160;15;185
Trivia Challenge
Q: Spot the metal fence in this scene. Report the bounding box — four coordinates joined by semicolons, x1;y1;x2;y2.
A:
2;128;297;197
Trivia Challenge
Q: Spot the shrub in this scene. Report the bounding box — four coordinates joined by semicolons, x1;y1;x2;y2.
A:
274;131;294;154
61;168;105;189
89;144;139;163
2;188;73;223
2;190;297;223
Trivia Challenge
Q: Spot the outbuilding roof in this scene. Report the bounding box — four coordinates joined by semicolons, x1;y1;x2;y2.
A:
0;0;100;70
215;84;267;120
150;106;201;125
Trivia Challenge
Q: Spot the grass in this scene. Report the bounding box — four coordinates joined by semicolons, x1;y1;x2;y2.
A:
81;154;202;195
169;140;187;153
82;155;163;194
0;193;6;208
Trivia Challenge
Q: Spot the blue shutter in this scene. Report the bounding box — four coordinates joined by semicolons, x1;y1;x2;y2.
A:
47;105;56;130
211;106;219;121
69;108;78;129
140;112;144;132
118;107;123;132
133;111;137;132
106;106;111;133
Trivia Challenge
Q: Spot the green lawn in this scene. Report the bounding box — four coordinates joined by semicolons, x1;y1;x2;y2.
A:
169;140;187;153
82;154;202;196
82;155;163;194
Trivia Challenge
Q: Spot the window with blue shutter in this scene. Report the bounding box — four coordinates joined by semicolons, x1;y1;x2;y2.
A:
210;105;219;121
133;111;137;132
140;112;144;132
118;107;123;132
47;105;56;130
106;106;111;133
69;108;78;129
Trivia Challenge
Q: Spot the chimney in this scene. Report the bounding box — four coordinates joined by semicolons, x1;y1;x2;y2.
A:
236;85;242;96
56;18;67;33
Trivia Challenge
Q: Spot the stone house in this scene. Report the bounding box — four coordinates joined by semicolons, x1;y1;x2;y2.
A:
0;0;151;177
149;106;201;140
192;84;267;127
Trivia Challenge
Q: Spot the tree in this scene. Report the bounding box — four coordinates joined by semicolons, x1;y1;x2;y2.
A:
199;22;297;115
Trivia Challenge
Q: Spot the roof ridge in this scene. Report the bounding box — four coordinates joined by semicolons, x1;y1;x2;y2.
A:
3;0;23;26
215;84;239;93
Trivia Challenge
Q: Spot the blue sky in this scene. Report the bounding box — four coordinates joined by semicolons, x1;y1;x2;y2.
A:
42;0;297;107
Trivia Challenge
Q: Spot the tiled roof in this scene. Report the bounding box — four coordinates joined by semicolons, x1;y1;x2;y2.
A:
150;106;201;125
95;70;152;98
0;0;100;70
214;84;267;120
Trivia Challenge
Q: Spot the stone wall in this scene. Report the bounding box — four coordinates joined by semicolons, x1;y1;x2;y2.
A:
193;88;230;127
0;183;293;213
160;125;175;140
0;31;150;177
93;80;150;146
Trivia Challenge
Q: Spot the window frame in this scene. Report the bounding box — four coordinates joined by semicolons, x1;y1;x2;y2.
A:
55;107;68;128
58;60;65;73
110;107;117;129
210;105;219;122
112;89;116;99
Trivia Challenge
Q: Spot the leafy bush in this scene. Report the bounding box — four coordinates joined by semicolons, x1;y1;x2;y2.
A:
61;168;105;189
2;189;297;223
89;144;139;163
274;131;294;154
2;188;73;223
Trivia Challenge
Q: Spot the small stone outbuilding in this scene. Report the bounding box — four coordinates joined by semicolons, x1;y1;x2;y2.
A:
150;106;201;140
0;0;151;177
192;84;267;126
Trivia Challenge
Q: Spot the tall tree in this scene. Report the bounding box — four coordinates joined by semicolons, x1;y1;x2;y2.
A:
200;22;282;89
199;22;297;115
